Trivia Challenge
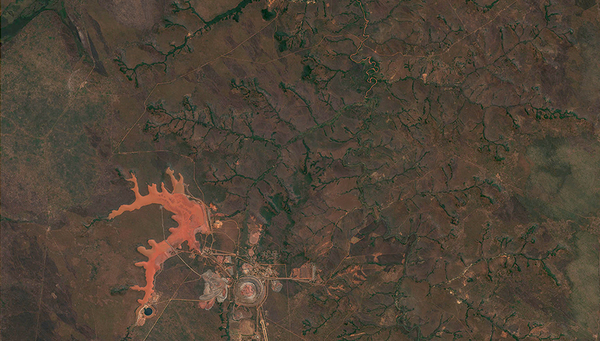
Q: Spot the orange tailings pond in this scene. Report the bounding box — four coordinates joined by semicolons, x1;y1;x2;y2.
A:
108;168;211;320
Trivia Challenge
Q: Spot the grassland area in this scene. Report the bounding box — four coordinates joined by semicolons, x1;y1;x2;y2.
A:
2;0;599;340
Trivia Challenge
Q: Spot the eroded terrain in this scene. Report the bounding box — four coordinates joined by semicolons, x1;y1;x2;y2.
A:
2;0;600;340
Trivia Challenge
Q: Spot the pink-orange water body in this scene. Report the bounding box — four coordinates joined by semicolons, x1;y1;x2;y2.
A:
108;168;210;306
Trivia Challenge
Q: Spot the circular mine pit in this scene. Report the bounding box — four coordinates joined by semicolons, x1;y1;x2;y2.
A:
233;276;266;307
240;282;256;299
